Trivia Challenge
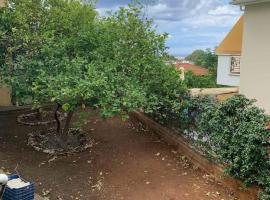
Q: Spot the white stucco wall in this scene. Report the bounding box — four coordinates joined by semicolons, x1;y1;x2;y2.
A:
217;55;240;86
240;2;270;112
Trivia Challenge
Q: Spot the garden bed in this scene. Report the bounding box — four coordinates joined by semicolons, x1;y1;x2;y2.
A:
28;128;94;155
17;111;65;126
131;111;260;200
0;109;239;200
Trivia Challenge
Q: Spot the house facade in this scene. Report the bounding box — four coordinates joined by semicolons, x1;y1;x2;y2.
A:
233;0;270;112
217;0;270;112
216;16;243;87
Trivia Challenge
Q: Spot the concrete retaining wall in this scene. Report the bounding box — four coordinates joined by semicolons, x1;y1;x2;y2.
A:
190;87;239;102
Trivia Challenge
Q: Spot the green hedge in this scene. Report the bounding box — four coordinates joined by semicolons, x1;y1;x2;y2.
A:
151;94;270;199
184;71;218;88
198;95;270;199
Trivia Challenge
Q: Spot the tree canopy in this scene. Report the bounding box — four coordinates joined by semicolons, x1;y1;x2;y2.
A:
185;48;217;69
0;0;187;135
185;49;219;88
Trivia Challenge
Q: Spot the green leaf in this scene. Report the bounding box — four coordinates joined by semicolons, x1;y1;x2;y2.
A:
62;103;71;112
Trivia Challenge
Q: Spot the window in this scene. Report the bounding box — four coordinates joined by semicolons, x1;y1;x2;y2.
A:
230;56;241;75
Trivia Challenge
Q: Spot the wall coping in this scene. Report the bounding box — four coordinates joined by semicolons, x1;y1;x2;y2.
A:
190;87;239;96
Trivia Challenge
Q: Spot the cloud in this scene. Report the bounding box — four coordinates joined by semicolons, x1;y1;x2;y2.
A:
96;0;242;56
209;5;240;16
145;0;241;28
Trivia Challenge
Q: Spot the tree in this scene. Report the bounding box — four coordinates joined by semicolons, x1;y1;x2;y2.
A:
201;48;218;69
185;49;219;88
184;71;217;88
163;54;178;61
0;0;187;147
0;0;48;105
91;3;187;120
185;49;205;65
0;0;98;105
185;48;217;69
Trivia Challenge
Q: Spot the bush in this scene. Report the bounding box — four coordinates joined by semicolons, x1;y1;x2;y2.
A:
179;95;219;157
198;95;270;198
152;94;270;199
184;71;217;88
182;95;217;127
143;64;188;126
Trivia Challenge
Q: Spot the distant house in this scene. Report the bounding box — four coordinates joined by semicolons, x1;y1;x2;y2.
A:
217;0;270;112
175;63;209;78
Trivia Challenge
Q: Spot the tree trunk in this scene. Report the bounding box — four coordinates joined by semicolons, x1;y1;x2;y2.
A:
36;108;42;121
55;103;61;134
62;111;74;136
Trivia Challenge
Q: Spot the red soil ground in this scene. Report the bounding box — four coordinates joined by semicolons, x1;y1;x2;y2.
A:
0;110;238;200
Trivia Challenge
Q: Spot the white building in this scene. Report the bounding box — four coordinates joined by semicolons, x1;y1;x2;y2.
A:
216;16;243;87
217;0;270;112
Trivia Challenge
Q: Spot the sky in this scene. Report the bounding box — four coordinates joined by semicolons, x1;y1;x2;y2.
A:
95;0;243;57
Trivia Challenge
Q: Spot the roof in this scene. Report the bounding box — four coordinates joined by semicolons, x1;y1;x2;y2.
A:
231;0;270;5
175;63;209;76
216;16;243;55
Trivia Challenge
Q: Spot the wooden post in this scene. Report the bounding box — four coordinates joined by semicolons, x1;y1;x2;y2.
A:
0;86;12;106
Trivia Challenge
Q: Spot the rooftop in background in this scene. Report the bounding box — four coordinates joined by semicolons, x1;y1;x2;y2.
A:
216;16;243;55
231;0;270;5
175;63;209;76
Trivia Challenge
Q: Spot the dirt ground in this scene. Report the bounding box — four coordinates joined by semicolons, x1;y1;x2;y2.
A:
0;109;238;200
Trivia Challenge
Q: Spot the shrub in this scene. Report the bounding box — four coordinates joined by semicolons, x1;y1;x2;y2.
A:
143;64;188;126
198;95;270;198
153;94;270;199
182;95;217;128
178;95;219;158
184;71;217;88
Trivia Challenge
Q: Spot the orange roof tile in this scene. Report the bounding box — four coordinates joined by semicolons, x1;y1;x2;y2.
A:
175;63;209;76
